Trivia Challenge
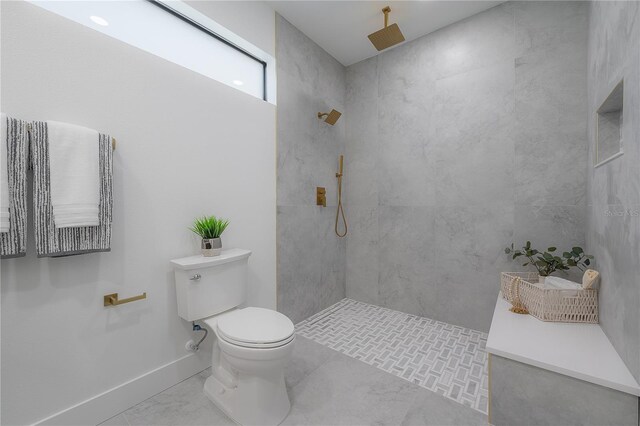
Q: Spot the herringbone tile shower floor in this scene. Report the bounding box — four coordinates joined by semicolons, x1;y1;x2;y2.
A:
296;298;489;414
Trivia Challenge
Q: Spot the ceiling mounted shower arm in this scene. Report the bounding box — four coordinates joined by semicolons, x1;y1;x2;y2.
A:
368;5;405;51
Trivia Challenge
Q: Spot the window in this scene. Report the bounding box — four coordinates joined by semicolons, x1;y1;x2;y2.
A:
30;0;270;101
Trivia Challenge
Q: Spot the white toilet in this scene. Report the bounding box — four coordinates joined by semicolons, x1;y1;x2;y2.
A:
171;249;295;426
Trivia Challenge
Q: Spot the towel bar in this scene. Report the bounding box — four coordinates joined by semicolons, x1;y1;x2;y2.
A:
25;123;117;150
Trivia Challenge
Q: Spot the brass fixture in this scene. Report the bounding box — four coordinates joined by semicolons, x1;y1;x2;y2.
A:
507;277;529;315
103;292;147;306
368;6;405;51
317;110;342;125
317;187;327;207
335;155;347;237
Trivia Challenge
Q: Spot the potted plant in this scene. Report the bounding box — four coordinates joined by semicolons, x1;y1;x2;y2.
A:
505;241;593;284
190;215;229;257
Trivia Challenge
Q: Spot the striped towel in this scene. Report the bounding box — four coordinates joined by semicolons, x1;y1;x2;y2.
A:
0;115;29;259
31;121;113;257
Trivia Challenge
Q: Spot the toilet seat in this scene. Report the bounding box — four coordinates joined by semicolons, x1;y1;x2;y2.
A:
215;307;295;349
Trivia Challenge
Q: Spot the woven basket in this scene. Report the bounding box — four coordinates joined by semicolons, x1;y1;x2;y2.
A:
500;272;598;323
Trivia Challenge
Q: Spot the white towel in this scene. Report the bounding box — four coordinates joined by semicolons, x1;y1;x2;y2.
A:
545;276;583;296
47;121;100;228
0;113;10;233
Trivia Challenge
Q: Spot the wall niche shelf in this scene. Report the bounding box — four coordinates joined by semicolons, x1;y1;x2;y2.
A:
595;79;624;167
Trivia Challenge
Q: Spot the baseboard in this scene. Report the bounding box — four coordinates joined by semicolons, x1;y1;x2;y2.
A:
33;352;211;426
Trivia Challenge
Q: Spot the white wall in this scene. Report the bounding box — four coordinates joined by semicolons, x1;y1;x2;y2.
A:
0;1;276;425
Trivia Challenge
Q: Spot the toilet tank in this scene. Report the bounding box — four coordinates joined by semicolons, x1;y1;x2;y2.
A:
170;249;251;322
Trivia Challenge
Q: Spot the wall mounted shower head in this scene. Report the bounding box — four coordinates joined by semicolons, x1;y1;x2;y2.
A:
318;109;342;125
368;6;405;51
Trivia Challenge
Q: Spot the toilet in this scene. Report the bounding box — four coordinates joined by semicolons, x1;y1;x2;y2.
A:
171;249;295;426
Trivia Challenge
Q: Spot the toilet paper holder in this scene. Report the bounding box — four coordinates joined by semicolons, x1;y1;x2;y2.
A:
104;292;147;306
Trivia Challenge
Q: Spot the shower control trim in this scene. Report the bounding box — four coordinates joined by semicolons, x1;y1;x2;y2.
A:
317;187;326;207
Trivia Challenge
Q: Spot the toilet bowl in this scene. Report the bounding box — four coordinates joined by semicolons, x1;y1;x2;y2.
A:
203;307;295;426
170;250;295;426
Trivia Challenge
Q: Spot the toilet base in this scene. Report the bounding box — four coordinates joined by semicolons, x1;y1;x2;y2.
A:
204;370;291;426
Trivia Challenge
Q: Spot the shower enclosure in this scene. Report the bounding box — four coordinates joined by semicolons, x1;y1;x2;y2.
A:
277;2;588;333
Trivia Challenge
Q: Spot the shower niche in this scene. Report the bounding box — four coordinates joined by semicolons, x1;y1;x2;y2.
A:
595;80;624;166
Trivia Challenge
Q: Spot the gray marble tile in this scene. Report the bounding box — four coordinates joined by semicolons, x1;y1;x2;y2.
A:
434;205;514;330
277;93;345;208
345;57;378;209
590;52;640;207
588;1;640;92
377;41;436;208
401;388;488;426
430;3;516;80
276;14;346;323
514;45;587;207
343;152;377;208
316;207;347;311
377;206;439;318
589;203;640;383
281;353;419;426
277;206;345;324
277;206;323;324
514;146;587;207
587;1;640;383
276;14;347;207
345;56;378;163
345;206;379;305
98;414;129;426
285;335;339;390
513;204;586;282
123;370;234;426
513;204;586;251
491;355;639;426
515;1;588;57
432;61;515;207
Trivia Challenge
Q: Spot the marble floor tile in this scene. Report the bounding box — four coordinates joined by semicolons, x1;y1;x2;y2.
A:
117;332;488;426
401;387;488;426
296;299;489;414
122;370;234;426
98;414;130;426
285;333;340;389
282;354;419;426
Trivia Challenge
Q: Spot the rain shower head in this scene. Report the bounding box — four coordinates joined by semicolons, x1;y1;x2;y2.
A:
318;109;342;125
368;6;405;51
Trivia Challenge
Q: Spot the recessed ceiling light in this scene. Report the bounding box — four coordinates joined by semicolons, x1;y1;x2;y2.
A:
232;80;244;86
90;15;109;27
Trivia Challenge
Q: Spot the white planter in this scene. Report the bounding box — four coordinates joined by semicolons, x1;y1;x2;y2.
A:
202;238;222;257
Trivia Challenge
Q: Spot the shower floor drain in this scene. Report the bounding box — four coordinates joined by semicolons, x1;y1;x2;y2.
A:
296;298;489;414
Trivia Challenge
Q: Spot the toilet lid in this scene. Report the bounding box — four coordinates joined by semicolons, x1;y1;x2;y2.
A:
216;307;295;345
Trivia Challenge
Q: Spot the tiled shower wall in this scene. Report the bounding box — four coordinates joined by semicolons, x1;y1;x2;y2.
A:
586;1;640;382
276;15;346;323
344;2;589;332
